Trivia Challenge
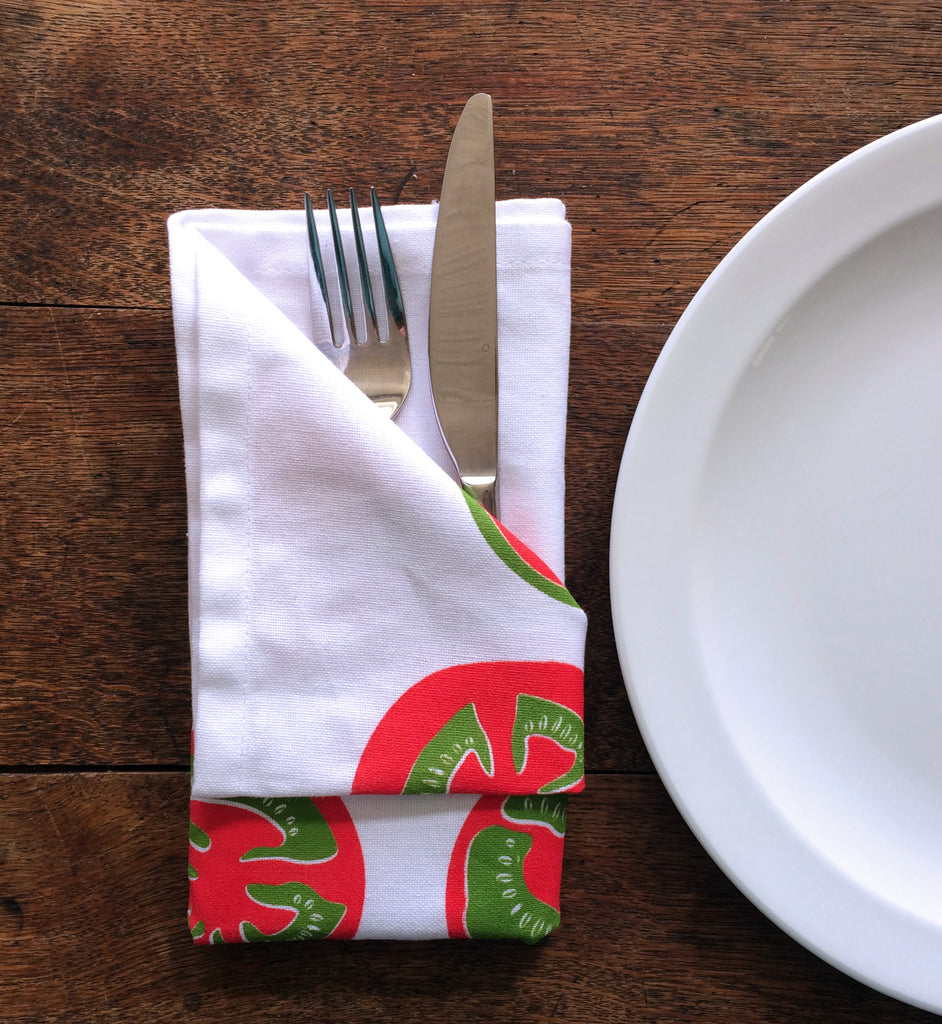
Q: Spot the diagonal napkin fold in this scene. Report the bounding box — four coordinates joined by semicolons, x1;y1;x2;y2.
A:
169;198;587;944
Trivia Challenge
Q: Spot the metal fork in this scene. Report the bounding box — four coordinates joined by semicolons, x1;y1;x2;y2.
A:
304;188;412;418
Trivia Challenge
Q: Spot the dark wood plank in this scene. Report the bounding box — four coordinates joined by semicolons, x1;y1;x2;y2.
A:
0;304;641;770
5;1;942;1017
0;307;190;765
566;321;663;771
7;0;942;771
3;0;941;313
1;771;934;1023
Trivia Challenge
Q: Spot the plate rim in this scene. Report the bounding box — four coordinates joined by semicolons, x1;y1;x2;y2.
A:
610;112;942;1014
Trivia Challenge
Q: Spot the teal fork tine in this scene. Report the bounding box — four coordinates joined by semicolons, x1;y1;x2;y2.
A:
304;188;412;418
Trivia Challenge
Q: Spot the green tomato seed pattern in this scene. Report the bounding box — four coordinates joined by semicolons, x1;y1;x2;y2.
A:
187;796;365;943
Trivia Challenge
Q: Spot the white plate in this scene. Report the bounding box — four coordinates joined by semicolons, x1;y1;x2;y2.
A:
610;114;942;1014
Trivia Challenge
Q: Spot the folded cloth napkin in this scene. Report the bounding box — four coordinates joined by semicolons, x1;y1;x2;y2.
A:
169;198;587;944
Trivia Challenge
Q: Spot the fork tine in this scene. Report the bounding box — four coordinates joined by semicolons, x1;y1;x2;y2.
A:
349;189;380;346
302;186;412;418
326;188;358;346
304;191;339;347
371;187;407;340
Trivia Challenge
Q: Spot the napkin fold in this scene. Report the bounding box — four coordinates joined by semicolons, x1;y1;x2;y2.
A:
169;198;587;944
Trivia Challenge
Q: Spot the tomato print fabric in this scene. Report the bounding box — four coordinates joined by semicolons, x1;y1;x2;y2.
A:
171;201;586;943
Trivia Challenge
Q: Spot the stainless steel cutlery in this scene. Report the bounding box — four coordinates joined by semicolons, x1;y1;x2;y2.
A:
428;93;500;516
304;187;412;419
304;94;499;510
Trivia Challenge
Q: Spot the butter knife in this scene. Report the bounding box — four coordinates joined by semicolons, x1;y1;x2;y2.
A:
428;93;499;516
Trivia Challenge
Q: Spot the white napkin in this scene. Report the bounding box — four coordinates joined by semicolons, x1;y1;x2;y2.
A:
169;199;587;943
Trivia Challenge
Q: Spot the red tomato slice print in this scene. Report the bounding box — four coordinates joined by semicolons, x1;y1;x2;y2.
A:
446;794;567;943
352;661;584;796
188;795;365;943
461;490;581;609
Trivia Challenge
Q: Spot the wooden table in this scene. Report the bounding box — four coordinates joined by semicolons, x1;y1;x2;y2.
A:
3;2;940;1020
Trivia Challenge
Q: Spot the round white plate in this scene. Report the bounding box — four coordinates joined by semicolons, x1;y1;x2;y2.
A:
610;114;942;1014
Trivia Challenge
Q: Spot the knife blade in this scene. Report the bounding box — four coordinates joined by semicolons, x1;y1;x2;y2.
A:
428;93;499;516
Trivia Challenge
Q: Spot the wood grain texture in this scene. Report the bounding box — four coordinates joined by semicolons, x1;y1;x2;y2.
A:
0;308;189;765
4;0;942;1017
2;0;940;312
0;304;636;769
2;772;936;1024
